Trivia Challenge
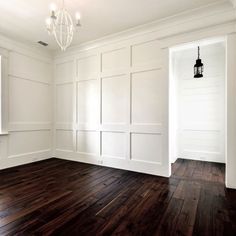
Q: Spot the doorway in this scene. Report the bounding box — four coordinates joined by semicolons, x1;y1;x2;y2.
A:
169;37;226;178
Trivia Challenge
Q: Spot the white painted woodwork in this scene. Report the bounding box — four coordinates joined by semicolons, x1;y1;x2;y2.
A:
56;83;74;123
226;33;236;189
77;80;99;126
77;56;100;81
131;69;163;124
102;48;129;73
8;130;51;156
55;38;170;177
56;130;74;152
102;132;126;159
9;76;51;123
131;133;162;163
55;61;74;84
0;38;52;169
77;131;100;155
102;75;128;124
0;49;9;135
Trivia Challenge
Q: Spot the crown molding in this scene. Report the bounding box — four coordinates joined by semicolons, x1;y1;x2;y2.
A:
54;0;236;58
0;33;53;63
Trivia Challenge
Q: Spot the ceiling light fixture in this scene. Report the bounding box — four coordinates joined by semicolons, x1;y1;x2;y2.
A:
194;46;204;78
46;0;81;51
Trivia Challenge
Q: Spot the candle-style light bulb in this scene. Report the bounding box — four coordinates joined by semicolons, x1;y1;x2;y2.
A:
75;12;81;27
50;3;57;12
50;3;57;19
75;12;81;20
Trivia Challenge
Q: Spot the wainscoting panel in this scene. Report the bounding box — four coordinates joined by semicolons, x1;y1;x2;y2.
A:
102;75;128;125
77;79;99;126
56;83;74;124
54;36;169;177
0;49;53;170
8;130;51;157
56;130;74;152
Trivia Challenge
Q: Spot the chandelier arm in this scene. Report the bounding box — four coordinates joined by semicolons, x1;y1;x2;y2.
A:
67;10;74;49
65;10;70;50
53;12;63;51
61;10;65;50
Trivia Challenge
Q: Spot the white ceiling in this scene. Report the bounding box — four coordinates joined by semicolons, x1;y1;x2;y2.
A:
0;0;226;50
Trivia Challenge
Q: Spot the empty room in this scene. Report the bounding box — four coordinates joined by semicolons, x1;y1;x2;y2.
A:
0;0;236;235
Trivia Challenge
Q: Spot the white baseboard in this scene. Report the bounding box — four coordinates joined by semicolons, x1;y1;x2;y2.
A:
55;150;170;177
0;150;52;170
225;182;236;189
180;150;225;163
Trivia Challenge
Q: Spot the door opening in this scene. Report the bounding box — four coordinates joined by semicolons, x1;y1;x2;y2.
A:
169;37;226;181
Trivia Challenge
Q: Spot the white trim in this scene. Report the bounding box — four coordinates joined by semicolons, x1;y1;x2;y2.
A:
0;150;52;170
0;34;52;63
0;48;9;135
8;122;52;132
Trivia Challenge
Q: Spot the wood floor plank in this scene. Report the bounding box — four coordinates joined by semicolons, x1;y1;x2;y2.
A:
0;158;235;236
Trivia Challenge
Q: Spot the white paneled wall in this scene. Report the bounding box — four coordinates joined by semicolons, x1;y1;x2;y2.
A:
0;40;53;169
55;36;170;177
171;42;225;163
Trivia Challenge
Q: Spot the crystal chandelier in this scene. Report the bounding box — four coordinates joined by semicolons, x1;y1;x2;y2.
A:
46;0;81;51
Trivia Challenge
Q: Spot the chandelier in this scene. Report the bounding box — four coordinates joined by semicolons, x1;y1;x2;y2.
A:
46;0;81;51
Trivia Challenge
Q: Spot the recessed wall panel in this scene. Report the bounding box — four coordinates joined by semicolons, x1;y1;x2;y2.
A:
9;52;51;83
102;132;126;159
132;69;163;124
77;55;100;80
132;40;161;67
77;80;99;125
56;84;73;123
180;130;221;153
56;130;73;151
9;77;51;123
102;48;128;72
77;131;100;154
102;75;128;124
55;61;74;84
8;131;50;156
131;133;162;163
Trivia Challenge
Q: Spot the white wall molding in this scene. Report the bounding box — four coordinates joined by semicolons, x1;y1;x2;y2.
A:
0;48;9;134
8;122;52;132
0;34;53;169
53;1;236;186
0;34;53;63
54;35;170;177
226;33;236;189
0;150;52;170
9;75;52;86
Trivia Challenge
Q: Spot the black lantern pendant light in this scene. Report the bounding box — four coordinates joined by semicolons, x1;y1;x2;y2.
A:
194;46;204;78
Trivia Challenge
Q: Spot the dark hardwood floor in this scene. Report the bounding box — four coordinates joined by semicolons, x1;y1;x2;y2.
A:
0;158;235;236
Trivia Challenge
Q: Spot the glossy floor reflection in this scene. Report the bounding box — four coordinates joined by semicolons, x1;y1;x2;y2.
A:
0;158;235;235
